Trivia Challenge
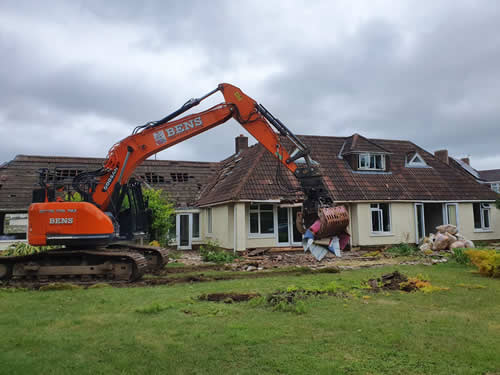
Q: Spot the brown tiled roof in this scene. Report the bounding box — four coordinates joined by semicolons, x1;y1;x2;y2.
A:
478;169;500;182
197;144;303;206
197;134;498;205
341;133;391;155
0;155;219;210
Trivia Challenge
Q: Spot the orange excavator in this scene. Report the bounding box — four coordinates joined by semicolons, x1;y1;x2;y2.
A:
0;83;347;284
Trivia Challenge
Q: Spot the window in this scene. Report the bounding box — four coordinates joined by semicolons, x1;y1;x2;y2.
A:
171;173;189;182
249;204;274;235
142;172;165;184
45;169;83;182
444;203;458;227
192;213;200;238
473;203;491;231
406;152;428;168
207;208;212;234
491;183;500;193
359;153;385;170
370;203;391;233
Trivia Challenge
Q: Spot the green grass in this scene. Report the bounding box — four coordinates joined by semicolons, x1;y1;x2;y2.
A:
1;263;499;374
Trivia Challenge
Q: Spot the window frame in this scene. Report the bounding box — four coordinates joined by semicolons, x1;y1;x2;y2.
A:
192;212;200;239
491;183;500;193
406;152;429;168
248;204;275;238
370;203;392;235
473;202;492;232
207;208;213;235
358;153;386;171
443;203;459;229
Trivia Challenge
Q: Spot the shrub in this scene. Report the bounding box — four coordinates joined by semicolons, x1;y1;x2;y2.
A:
385;243;418;256
451;248;470;265
199;240;236;263
465;250;500;278
2;242;56;257
142;188;175;246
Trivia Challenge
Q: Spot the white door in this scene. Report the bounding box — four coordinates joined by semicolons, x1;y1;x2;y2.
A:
176;213;192;250
277;207;302;246
414;203;425;243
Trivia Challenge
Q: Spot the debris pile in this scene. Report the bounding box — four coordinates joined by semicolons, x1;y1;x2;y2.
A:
419;224;474;252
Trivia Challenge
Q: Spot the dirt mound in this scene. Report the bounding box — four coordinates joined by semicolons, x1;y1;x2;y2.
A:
199;292;260;303
367;271;412;291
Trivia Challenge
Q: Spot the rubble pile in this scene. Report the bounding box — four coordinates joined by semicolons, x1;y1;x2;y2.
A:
419;224;474;252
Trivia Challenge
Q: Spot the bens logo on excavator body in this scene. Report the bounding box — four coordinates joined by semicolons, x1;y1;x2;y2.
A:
49;218;74;225
153;117;203;145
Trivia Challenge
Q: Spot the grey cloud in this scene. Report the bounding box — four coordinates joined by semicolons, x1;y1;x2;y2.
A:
0;1;499;171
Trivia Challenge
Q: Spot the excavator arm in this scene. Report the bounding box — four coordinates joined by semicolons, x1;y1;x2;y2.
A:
88;83;321;212
29;83;339;247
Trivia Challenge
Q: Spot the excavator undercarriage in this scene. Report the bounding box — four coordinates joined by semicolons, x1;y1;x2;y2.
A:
0;245;168;284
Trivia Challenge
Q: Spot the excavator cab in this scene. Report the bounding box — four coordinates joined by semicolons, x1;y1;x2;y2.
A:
116;179;150;240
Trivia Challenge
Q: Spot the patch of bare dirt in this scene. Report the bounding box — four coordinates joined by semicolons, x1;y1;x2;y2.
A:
367;271;410;292
199;292;260;303
367;271;428;292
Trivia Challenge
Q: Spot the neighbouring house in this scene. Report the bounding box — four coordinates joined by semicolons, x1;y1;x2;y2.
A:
452;157;500;194
478;169;500;194
1;134;498;251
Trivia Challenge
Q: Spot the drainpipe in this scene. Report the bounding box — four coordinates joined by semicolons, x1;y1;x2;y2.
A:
233;204;237;254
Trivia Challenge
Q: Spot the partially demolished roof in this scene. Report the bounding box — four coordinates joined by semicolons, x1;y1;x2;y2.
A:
0;155;219;211
198;134;498;206
197;144;302;206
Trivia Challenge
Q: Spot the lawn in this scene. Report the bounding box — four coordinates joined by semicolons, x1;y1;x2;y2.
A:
0;263;499;375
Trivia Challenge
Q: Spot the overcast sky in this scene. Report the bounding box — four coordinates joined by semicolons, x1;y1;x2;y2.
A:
1;1;499;170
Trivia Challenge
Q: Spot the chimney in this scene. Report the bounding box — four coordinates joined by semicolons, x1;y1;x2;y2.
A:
461;157;470;166
235;134;248;154
434;149;449;165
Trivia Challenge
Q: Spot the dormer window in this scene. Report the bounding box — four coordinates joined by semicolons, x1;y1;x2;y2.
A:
359;153;385;170
406;152;428;168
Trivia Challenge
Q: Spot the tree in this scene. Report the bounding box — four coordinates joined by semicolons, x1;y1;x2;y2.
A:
143;188;175;246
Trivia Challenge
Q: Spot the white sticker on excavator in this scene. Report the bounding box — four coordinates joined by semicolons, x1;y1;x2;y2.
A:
153;130;167;145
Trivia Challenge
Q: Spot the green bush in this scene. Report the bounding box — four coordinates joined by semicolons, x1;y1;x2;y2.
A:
142;188;175;246
385;243;418;256
199;240;236;263
465;249;500;278
451;248;470;265
2;242;56;257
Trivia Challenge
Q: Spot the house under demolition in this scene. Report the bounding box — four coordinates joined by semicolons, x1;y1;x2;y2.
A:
1;134;498;250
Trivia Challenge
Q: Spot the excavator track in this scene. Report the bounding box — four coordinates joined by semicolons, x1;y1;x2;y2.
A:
0;246;157;286
107;243;169;273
